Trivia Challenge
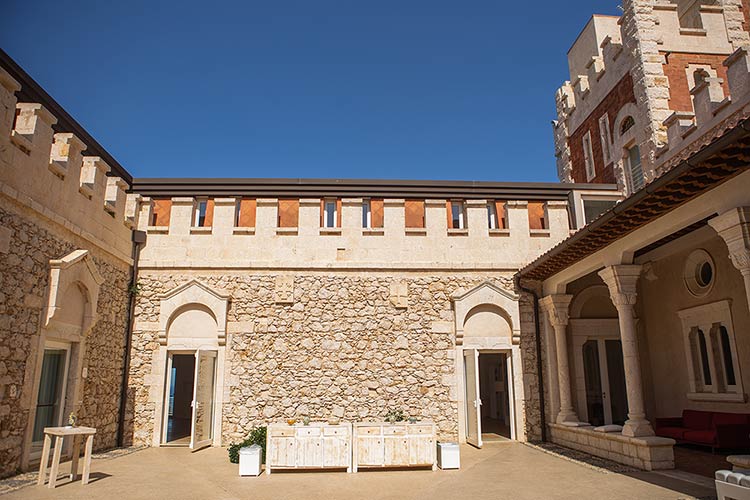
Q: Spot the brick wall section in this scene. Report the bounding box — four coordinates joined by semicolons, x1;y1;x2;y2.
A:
568;73;636;184
662;52;731;112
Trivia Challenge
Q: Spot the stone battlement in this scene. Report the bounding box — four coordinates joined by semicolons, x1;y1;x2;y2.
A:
655;45;750;173
134;195;575;270
0;67;135;262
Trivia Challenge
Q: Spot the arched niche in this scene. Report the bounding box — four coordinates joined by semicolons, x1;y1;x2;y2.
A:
45;249;104;336
570;285;618;319
453;281;520;347
158;280;229;346
167;304;219;349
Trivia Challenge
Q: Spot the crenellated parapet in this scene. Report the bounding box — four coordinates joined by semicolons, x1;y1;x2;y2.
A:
0;66;134;263
656;45;750;175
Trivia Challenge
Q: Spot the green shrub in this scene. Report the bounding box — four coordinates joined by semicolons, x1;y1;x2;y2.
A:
228;425;267;464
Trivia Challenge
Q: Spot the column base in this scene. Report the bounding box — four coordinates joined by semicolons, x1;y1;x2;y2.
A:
556;410;586;426
622;419;655;437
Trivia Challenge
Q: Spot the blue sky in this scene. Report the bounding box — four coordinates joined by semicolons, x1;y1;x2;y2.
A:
2;1;620;182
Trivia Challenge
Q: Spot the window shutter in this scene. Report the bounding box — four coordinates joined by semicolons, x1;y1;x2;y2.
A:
371;199;384;228
495;200;506;229
446;201;453;229
203;199;215;227
405;200;425;228
152;199;172;227
528;202;546;230
238;199;256;227
336;199;342;227
320;199;325;227
278;199;299;227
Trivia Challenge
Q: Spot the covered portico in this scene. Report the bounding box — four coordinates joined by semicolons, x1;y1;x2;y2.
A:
518;118;750;470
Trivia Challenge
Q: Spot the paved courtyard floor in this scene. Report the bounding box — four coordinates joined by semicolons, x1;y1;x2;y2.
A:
3;442;717;500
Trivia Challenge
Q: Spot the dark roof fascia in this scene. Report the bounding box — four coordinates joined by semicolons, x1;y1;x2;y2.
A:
130;178;619;200
0;48;133;185
516;117;750;282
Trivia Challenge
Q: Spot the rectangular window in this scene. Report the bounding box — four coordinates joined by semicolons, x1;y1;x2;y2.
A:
194;198;214;227
235;198;256;227
446;200;466;229
321;198;338;228
598;114;611;164
151;199;172;227
362;199;372;228
487;203;498;229
528;202;547;230
370;199;384;228
626;145;644;191
582;199;617;225
278;199;299;228
404;200;425;228
583;131;596;181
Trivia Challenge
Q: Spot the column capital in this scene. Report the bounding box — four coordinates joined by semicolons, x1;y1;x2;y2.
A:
709;207;750;275
539;294;573;327
598;265;642;307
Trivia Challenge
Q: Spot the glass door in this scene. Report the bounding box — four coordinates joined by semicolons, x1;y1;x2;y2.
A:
463;349;482;448
32;342;71;443
582;339;628;426
190;350;217;451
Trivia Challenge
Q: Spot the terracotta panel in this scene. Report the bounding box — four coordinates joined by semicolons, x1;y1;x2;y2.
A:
404;200;425;228
494;200;507;229
151;199;172;227
336;199;342;228
278;199;299;227
320;199;325;227
528;202;546;230
203;199;215;227
446;201;453;229
371;199;384;228
238;198;256;227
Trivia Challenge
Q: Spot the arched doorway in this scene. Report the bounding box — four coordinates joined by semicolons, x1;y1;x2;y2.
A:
152;280;229;450
569;285;628;428
453;282;525;448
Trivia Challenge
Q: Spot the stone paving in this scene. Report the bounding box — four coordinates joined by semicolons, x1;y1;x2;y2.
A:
0;442;717;500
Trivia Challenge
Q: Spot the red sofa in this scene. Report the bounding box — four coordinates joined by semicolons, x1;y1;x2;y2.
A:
655;409;750;451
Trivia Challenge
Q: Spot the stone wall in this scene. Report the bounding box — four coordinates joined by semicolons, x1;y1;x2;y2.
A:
126;271;541;447
0;197;130;478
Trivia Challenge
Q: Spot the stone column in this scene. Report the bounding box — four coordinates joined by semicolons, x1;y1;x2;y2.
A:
540;294;580;424
598;265;654;437
709;207;750;312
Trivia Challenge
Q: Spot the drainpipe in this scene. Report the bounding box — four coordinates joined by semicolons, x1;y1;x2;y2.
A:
117;229;146;448
515;275;547;443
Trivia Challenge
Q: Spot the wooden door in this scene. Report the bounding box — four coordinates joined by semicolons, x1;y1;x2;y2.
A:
384;436;409;466
323;436;349;467
296;437;323;467
356;436;383;466
464;349;482;448
408;436;434;465
269;436;296;467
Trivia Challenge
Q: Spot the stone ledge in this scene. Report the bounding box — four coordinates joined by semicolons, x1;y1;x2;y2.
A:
548;423;675;471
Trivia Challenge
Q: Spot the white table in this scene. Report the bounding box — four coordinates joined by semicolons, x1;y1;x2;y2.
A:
37;426;96;489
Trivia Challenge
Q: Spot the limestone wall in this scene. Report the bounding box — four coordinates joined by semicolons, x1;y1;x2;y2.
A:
126;271;545;446
0;199;130;477
0;66;133;478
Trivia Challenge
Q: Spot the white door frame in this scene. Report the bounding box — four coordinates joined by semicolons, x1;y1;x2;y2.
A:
30;340;72;459
570;318;620;425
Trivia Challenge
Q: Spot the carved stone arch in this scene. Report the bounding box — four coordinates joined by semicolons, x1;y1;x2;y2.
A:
158;280;229;346
570;285;618;319
45;249;104;336
452;281;520;346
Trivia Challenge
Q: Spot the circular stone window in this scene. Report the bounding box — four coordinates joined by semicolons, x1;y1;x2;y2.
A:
684;249;715;297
